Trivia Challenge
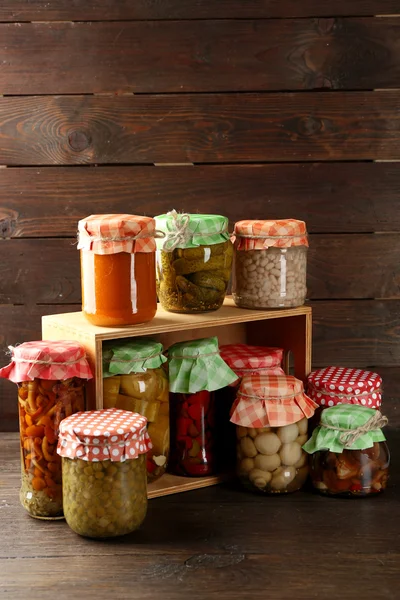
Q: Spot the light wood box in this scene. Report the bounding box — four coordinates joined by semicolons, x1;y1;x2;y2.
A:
42;298;312;499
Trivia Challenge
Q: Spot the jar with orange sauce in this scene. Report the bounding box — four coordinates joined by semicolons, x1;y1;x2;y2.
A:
77;214;158;327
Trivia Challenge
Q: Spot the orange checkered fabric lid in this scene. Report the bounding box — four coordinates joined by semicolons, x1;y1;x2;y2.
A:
230;373;317;428
77;214;158;254
234;219;308;250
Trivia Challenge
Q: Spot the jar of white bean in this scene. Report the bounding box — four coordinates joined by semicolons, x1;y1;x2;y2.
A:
230;373;318;494
232;219;308;309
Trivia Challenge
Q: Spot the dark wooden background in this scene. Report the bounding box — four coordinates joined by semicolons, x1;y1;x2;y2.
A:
1;1;400;430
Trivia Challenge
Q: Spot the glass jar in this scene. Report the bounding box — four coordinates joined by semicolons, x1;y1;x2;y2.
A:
310;444;390;497
155;211;233;313
237;420;309;493
58;408;150;538
304;405;390;498
102;339;169;483
231;373;317;494
167;336;238;477
307;366;383;431
78;214;157;326
170;391;216;476
0;341;92;519
232;219;308;309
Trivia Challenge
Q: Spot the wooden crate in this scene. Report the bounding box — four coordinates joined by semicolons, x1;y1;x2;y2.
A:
42;297;312;498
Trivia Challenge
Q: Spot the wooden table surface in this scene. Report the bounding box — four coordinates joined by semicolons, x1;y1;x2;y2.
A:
1;431;399;600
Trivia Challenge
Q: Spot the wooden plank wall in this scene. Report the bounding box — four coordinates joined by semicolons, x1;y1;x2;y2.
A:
1;1;399;430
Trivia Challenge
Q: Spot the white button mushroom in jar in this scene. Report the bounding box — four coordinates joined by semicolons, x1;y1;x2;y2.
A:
232;219;308;309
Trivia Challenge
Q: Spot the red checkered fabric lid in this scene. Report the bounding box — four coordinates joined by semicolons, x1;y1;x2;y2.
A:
307;367;382;409
57;408;152;462
234;219;308;250
220;344;284;378
231;373;317;428
77;214;158;254
0;341;93;383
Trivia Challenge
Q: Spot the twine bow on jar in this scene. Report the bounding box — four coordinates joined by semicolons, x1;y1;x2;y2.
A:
322;411;388;449
162;210;192;251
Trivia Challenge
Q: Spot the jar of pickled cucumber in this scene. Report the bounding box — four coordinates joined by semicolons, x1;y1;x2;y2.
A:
231;373;318;494
168;337;237;476
57;408;151;538
0;341;92;519
78;214;158;326
217;344;285;471
232;219;308;309
155;210;233;313
304;405;390;497
102;339;169;482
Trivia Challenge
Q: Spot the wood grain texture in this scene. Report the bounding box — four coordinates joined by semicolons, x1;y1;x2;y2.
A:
1;92;400;165
2;301;400;430
2;163;400;237
1;235;399;304
0;431;399;600
2;18;400;94
0;0;399;20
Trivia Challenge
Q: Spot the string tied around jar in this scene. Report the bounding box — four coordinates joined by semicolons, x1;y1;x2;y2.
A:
321;410;388;449
162;210;229;252
7;346;87;366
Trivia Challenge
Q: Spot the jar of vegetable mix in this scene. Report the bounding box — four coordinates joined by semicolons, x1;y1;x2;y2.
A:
58;408;151;538
78;214;158;326
303;405;389;497
168;337;237;476
232;219;308;309
307;367;383;430
0;341;92;519
155;210;233;313
102;338;169;482
231;373;318;494
217;344;285;471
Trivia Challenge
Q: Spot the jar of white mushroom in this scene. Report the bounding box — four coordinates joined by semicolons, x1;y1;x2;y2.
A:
230;373;318;494
232;219;308;309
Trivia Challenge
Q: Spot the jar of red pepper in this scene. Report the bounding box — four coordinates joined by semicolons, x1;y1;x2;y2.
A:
168;337;237;477
307;367;383;430
217;344;285;471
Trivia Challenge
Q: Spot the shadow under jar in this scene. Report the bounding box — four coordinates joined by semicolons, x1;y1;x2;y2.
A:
78;214;157;327
102;338;169;483
231;373;318;494
0;341;92;519
304;405;390;498
58;408;151;538
155;211;233;313
232;219;308;309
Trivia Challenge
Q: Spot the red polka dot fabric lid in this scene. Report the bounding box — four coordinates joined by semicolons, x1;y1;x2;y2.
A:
57;408;152;462
307;367;382;409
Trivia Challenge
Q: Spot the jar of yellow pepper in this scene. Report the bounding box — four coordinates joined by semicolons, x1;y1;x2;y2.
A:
0;341;92;519
102;339;169;482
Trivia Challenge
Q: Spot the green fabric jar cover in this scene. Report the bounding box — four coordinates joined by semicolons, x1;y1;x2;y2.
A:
155;210;230;251
303;404;388;454
168;336;238;394
103;339;167;378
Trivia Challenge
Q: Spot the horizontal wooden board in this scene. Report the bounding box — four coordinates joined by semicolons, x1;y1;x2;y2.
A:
0;1;399;20
2;163;400;237
1;235;399;304
2;18;400;94
1;92;400;165
1;301;400;430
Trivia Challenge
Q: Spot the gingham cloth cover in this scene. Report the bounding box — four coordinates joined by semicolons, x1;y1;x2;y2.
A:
155;211;230;250
103;339;167;378
303;405;387;453
220;344;284;378
57;408;152;462
307;366;382;409
233;219;308;250
77;214;157;254
0;340;93;383
168;336;238;394
230;373;317;428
